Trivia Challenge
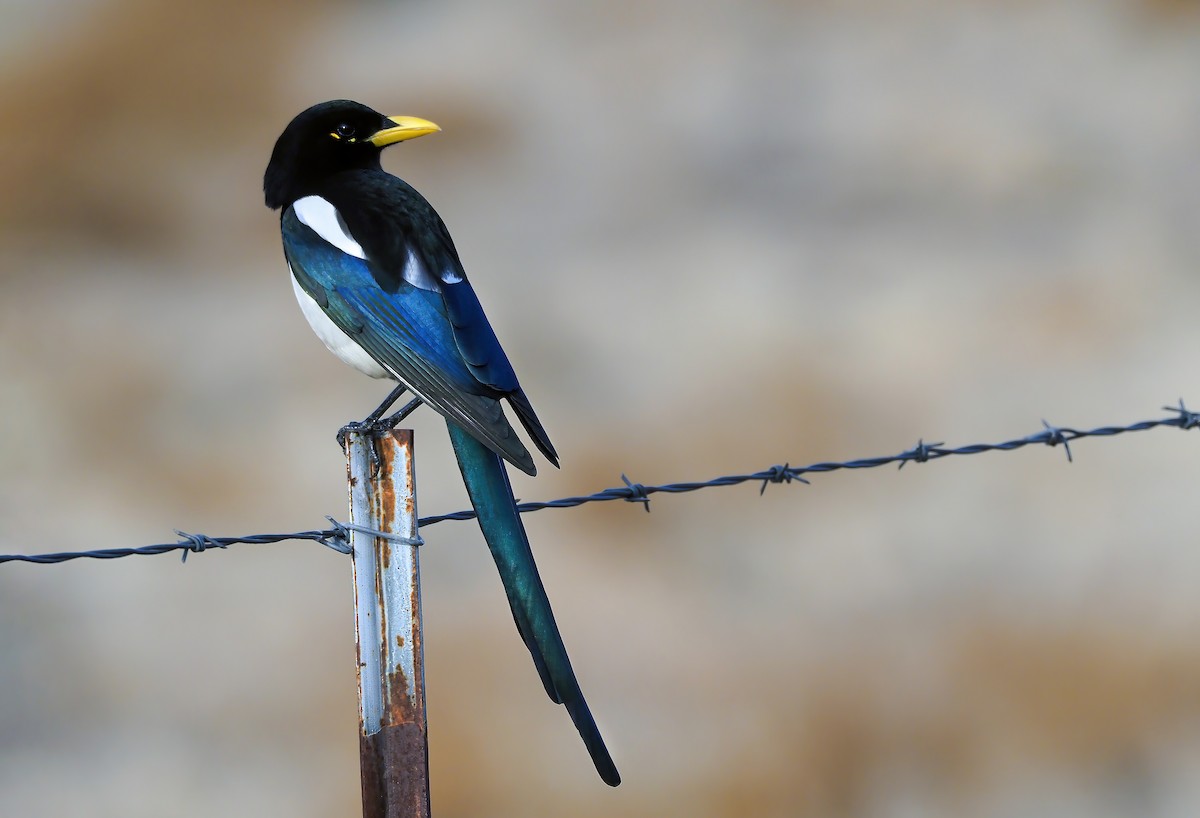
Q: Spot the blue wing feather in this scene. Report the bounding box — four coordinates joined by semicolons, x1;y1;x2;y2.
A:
282;208;537;474
441;278;520;391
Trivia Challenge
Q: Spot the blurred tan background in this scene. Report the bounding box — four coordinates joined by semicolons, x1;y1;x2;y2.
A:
2;0;1199;815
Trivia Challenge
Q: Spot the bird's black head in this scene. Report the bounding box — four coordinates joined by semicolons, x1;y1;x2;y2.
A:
263;99;440;210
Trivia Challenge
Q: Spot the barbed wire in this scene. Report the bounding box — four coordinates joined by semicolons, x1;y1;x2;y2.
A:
2;400;1196;567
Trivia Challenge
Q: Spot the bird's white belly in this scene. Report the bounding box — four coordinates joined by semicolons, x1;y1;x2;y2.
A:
290;272;391;379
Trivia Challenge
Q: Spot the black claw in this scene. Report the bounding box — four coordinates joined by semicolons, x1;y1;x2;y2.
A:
337;421;385;474
368;438;383;475
336;420;369;450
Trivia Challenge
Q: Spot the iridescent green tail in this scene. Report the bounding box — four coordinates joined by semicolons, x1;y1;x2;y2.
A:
447;422;620;787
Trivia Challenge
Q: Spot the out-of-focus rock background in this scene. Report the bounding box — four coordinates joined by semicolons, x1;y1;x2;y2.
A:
1;0;1198;815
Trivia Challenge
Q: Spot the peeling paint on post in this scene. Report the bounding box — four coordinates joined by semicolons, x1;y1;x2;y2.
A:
345;429;430;818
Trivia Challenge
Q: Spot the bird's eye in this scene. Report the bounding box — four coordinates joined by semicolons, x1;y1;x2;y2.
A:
335;123;356;139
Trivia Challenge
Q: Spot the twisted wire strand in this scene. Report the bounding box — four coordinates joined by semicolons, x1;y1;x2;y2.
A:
2;401;1195;566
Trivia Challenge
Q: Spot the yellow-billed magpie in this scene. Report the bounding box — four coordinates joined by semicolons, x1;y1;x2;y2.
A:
264;100;619;786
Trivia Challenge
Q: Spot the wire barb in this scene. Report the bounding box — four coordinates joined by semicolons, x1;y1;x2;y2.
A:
620;474;652;512
173;530;227;563
1035;420;1074;462
321;517;356;554
897;439;944;469
758;463;808;495
1164;399;1200;430
0;399;1194;566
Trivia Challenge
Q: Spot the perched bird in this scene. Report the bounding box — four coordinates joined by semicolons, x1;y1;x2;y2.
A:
264;100;620;786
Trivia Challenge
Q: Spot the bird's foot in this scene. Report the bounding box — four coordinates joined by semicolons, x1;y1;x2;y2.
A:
336;383;411;470
336;396;426;474
337;419;386;474
335;420;369;451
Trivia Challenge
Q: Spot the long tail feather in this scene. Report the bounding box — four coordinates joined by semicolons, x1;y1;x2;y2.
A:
447;422;620;786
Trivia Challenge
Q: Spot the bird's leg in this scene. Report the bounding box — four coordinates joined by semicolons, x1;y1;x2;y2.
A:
336;384;411;471
362;383;410;427
337;395;425;475
376;396;425;431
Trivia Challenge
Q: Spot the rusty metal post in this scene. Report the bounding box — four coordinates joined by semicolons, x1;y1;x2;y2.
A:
345;429;430;818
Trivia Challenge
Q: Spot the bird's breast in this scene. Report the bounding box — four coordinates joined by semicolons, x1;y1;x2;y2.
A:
290;270;391;379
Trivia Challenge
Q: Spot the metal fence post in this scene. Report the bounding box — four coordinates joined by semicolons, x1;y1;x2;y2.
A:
345;429;430;818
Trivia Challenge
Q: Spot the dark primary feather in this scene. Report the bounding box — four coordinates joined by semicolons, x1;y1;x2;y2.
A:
440;274;559;465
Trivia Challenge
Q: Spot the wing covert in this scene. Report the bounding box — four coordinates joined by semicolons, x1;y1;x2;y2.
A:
282;207;537;475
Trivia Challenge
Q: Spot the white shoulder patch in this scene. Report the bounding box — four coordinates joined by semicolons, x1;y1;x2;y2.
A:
293;195;366;259
402;245;440;291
